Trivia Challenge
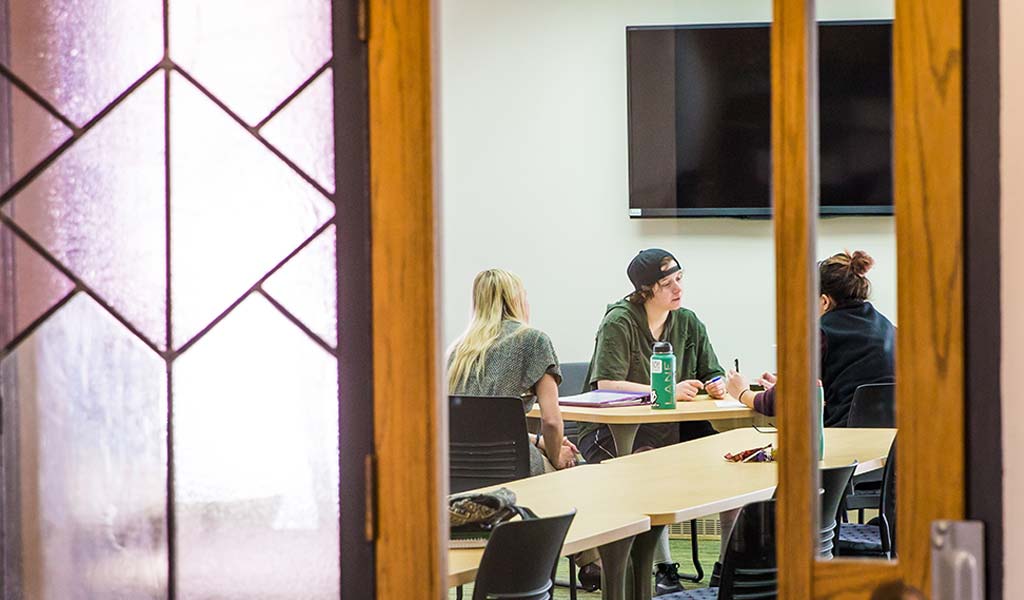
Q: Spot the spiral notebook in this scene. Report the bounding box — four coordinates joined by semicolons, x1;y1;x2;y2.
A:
558;390;652;408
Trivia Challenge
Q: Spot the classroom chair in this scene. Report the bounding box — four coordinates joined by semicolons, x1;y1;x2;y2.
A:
839;438;897;559
844;383;895;523
449;395;532;494
470;510;577;600
557;361;590;444
819;464;858;558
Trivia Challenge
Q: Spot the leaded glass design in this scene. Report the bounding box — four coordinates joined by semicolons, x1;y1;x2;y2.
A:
0;2;345;597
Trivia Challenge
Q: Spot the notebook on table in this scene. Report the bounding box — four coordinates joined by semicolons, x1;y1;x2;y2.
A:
558;390;652;408
449;531;490;549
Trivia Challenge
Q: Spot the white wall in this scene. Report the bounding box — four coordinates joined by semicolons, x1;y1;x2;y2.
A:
1003;0;1024;589
439;0;896;373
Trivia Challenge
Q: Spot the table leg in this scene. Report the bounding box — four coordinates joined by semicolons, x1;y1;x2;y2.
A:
609;424;640;457
629;525;665;600
598;536;635;600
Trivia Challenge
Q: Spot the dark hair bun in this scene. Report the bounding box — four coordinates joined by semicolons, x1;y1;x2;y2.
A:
849;250;874;277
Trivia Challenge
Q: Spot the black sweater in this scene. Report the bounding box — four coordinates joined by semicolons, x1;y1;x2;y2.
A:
820;302;896;426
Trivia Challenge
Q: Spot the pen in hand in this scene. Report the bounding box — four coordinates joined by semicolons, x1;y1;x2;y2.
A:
734;358;740;373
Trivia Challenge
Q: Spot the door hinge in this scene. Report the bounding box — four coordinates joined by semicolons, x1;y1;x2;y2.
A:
364;453;377;541
357;0;369;42
931;520;985;600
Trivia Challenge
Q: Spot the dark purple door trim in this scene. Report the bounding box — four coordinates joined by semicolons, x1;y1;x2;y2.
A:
333;1;374;597
964;0;1002;596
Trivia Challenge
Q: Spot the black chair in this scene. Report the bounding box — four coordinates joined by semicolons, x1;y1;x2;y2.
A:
471;510;577;600
844;383;895;523
449;395;531;494
557;362;590;444
660;499;777;600
847;383;895;428
839;439;896;558
819;464;857;558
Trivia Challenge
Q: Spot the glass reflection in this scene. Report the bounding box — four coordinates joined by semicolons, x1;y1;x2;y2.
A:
1;293;168;599
262;225;337;348
2;0;163;125
173;293;339;599
261;68;336;193
3;74;168;349
169;0;332;125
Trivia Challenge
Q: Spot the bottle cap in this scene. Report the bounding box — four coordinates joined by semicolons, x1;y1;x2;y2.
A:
653;342;672;354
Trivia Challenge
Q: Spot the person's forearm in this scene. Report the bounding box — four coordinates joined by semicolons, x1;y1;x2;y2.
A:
596;379;649;393
541;419;563;465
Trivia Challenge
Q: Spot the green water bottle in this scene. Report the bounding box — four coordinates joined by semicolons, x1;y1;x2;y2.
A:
650;342;676;410
817;381;825;459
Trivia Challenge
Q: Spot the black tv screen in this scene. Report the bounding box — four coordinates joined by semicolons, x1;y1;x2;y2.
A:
627;21;892;217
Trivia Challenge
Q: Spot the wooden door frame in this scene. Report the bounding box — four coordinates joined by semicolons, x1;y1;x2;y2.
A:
775;0;965;595
773;0;1007;597
368;0;447;599
365;0;1004;597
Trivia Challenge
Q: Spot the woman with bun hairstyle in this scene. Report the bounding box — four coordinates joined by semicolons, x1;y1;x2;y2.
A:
726;250;895;426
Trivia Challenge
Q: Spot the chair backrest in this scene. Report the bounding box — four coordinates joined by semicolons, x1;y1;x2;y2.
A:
557;362;589;444
558;362;590;397
449;396;532;494
847;383;895;428
879;438;898;556
472;510;576;600
719;499;777;599
819;463;857;557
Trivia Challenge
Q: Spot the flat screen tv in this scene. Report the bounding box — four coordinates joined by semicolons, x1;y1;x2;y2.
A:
627;21;892;217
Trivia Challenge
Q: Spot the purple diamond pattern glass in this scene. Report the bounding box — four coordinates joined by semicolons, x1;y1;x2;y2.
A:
2;0;343;594
3;74;168;349
1;1;163;125
0;75;73;197
0;223;75;349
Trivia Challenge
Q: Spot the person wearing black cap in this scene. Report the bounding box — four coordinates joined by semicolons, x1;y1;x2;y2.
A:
578;248;726;594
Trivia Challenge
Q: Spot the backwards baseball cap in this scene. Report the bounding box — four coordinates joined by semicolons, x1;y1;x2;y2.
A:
627;249;682;290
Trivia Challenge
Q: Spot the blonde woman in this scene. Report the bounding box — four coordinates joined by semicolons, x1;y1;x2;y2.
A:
447;268;578;473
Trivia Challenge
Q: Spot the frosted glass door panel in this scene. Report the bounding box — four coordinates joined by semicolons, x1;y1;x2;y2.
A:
0;294;168;600
173;295;339;600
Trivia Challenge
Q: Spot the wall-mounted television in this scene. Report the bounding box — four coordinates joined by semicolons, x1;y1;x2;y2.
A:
627;21;892;217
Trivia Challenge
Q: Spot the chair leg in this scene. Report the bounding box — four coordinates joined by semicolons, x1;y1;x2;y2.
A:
568;557;578;600
678;519;705;583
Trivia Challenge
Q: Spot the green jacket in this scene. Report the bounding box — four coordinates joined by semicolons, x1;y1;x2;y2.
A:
579;300;725;450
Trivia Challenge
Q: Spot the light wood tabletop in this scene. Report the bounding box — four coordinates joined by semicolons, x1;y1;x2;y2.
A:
447;465;651;588
447;427;895;596
601;427;897;526
529;396;764;456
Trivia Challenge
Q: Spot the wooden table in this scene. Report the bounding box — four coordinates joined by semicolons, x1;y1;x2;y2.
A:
447;465;651;600
447;427;894;599
528;398;759;456
601;427;897;599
